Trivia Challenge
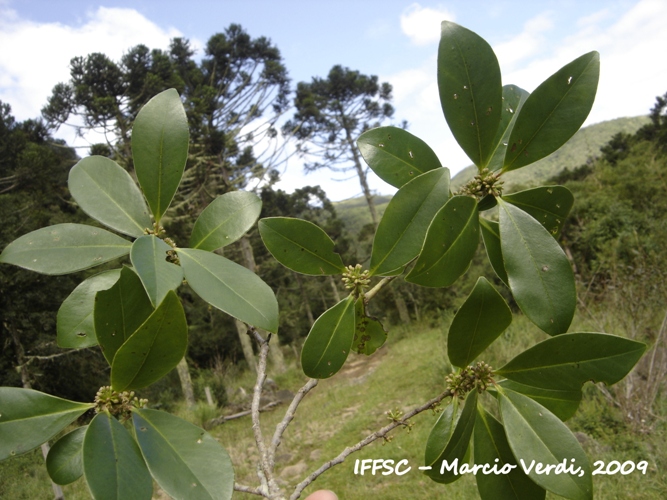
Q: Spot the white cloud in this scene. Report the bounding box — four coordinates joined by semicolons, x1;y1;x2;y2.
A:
400;3;455;46
494;12;554;69
0;6;181;124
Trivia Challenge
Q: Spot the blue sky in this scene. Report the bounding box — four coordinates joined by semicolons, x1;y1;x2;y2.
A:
1;0;665;201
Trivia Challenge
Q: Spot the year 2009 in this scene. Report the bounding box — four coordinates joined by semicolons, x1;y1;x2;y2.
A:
592;460;648;475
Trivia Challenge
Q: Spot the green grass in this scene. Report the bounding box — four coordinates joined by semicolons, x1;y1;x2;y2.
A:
2;310;665;499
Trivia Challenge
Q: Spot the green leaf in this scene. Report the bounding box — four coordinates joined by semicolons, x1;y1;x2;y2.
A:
132;88;189;224
487;85;530;172
190;191;262;251
95;266;154;365
133;409;234;500
496;332;647;391
503;52;600;172
68;156;151;238
57;269;121;348
503;186;574;238
438;21;502;168
370;168;451;276
46;426;87;485
130;235;183;307
352;298;387;355
178;248;279;333
258;218;345;276
448;277;512;368
301;295;356;379
424;399;457;467
498;199;575;335
111;290;188;391
357;126;443;188
480;218;508;286
83;412;152;500
497;381;582;421
474;407;546;500
499;388;592;500
0;388;91;460
0;223;130;275
406;196;479;287
425;390;477;484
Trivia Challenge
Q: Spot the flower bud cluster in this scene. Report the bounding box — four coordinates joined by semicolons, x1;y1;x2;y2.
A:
459;168;504;200
445;361;494;399
342;264;371;295
94;385;148;421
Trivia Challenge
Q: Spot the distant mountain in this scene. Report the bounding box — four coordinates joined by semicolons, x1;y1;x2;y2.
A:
334;116;649;237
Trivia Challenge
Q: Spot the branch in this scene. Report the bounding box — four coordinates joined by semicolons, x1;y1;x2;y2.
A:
206;401;283;430
247;327;281;497
364;276;397;303
234;483;269;498
268;378;319;471
289;388;453;500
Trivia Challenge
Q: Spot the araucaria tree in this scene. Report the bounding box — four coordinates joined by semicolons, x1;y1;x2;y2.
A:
0;22;648;500
288;65;394;226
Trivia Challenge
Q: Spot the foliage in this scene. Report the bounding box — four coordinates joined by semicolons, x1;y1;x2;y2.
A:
0;21;650;500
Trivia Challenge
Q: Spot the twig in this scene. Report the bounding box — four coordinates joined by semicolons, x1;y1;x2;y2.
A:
206;401;283;430
289;388;453;500
247;327;281;498
234;483;269;497
364;276;396;303
268;378;319;471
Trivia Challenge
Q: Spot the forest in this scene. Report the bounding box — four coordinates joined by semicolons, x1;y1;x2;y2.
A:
0;22;666;499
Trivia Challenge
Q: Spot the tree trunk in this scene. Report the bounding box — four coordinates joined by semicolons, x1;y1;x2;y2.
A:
7;322;65;500
346;130;378;227
235;320;258;373
176;357;196;407
329;275;341;303
238;236;286;373
295;272;315;326
393;291;411;324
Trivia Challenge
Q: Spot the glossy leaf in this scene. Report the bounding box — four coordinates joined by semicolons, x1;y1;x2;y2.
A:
301;295;356;379
480;218;508;286
448;277;512;368
352;298;387;355
133;409;234;500
68;156;151;237
46;426;87;485
498;199;575;335
0;223;130;275
132;88;189;224
406;195;479;287
0;387;91;460
487;85;530;172
258;217;345;275
438;21;502;168
357;126;443;188
95;266;154;365
503;186;574;238
503;52;600;172
83;412;152;500
497;332;647;391
370;168;451;276
500;388;592;500
190;191;262;251
111;291;187;391
130;235;183;307
425;390;477;484
474;407;546;500
178;248;279;333
497;381;581;421
57;269;121;348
